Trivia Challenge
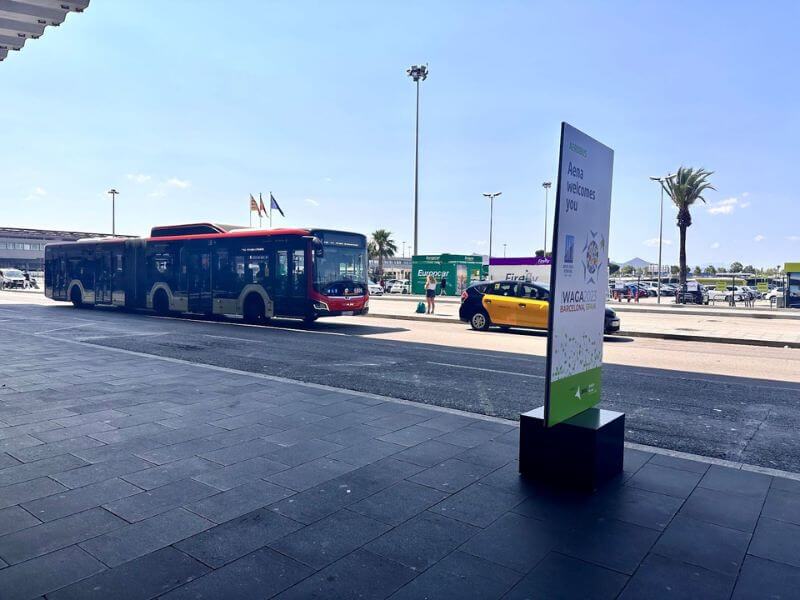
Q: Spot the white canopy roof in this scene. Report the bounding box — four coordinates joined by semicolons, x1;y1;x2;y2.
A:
0;0;89;62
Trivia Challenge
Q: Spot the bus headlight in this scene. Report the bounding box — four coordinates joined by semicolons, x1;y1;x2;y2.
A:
313;301;329;312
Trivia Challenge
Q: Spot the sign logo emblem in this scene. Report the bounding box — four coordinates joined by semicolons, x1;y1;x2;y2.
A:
581;230;605;284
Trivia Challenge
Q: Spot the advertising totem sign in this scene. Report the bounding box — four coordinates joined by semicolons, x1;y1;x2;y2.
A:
411;254;483;295
544;123;614;427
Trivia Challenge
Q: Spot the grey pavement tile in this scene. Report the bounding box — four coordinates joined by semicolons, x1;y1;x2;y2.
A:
648;452;711;474
460;512;562;574
0;477;67;509
761;487;800;526
203;423;276;447
350;480;449;526
89;422;172;444
435;424;500;448
620;553;736;600
184;480;295;524
590;484;684;532
121;456;220;491
175;507;303;568
408;458;495;493
270;508;390;570
201;439;282;466
455;439;518;469
0;505;41;536
146;424;226;447
626;462;703;498
275;548;415;600
0;507;126;565
52;454;154;489
732;554;800;600
320;424;394;447
0;453;88;487
326;438;404;467
0;452;21;469
377;424;442;447
53;409;129;428
748;516;800;568
555;515;660;575
265;457;358;492
623;448;654;475
478;461;538;499
266;438;344;467
679;486;764;532
2;408;78;427
103;479;218;522
0;420;63;440
22;477;142;522
652;515;751;576
394;439;472;468
70;438;165;464
192;456;290;491
366;511;478;571
161;546;312;600
8;436;105;463
0;434;43;453
133;437;227;465
770;475;800;495
698;465;772;499
48;546;209;600
504;551;628;600
415;413;475;433
0;545;105;600
306;399;365;417
79;507;215;568
366;411;433;431
34;421;118;444
431;481;526;528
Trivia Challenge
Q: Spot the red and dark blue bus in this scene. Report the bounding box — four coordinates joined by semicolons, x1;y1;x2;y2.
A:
45;223;369;323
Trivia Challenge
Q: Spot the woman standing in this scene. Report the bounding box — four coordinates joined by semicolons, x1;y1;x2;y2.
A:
425;274;437;314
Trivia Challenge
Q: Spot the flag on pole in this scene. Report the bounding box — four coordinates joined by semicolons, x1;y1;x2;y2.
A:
258;193;267;217
270;193;285;217
249;194;259;213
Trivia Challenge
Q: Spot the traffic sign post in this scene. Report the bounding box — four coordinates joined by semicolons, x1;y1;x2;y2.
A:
519;123;623;490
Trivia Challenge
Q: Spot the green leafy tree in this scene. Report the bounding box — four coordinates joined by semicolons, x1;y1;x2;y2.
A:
670;265;680;275
744;264;755;273
660;167;716;290
620;265;634;276
693;266;702;276
609;263;620;275
729;261;744;273
369;229;397;278
707;264;717;275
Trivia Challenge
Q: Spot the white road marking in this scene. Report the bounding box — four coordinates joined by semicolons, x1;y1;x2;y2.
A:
34;322;94;335
427;361;545;379
78;332;168;341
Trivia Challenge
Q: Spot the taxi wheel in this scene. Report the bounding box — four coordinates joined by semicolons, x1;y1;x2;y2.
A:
470;311;490;331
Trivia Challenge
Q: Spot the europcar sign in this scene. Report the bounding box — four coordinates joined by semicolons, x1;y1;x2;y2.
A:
544;123;614;426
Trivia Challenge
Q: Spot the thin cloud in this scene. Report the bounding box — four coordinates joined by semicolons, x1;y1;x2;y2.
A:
126;173;151;184
33;186;47;196
753;234;765;242
305;198;320;207
711;242;720;249
788;235;800;242
148;190;166;199
322;177;333;183
643;238;671;247
707;197;738;215
166;177;190;189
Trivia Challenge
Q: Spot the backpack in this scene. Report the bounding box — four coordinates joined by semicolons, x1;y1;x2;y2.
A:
416;302;426;314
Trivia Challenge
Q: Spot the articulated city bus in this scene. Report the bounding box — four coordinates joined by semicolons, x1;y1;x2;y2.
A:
44;223;369;323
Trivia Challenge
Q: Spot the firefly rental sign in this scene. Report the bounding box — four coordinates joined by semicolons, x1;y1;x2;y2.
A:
544;123;614;427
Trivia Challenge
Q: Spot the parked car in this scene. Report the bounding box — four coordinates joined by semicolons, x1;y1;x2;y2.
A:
0;268;27;289
459;280;620;334
709;286;747;302
677;286;710;305
765;287;784;301
368;281;384;296
742;286;762;300
388;279;411;294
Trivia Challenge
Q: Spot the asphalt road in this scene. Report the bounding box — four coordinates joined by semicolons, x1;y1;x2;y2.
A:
3;298;800;472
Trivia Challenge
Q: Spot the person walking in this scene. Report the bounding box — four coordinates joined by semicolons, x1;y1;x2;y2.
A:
425;274;437;314
440;275;447;296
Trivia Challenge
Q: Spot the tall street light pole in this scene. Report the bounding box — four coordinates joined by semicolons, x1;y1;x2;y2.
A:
107;188;119;235
482;192;502;261
649;173;675;304
542;182;552;252
407;64;428;257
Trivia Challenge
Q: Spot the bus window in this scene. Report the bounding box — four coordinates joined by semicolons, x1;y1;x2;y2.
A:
293;250;305;294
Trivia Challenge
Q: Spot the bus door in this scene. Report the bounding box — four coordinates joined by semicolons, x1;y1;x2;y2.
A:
95;247;113;304
187;241;213;313
274;240;307;316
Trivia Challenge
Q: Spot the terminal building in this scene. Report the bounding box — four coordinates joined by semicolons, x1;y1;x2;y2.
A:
0;227;115;272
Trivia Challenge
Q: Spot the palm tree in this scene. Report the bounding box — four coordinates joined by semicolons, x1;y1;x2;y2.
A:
660;167;715;295
370;229;397;278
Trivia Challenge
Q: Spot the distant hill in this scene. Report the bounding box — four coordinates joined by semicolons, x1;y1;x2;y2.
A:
620;257;652;269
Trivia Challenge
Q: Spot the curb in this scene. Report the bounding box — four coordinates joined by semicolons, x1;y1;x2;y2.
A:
365;312;799;349
610;305;800;320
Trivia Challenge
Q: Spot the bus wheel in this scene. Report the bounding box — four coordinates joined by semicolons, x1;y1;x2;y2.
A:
303;314;318;325
153;290;170;316
70;287;83;308
243;294;265;324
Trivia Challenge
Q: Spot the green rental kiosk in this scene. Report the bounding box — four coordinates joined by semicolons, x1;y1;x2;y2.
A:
411;254;484;295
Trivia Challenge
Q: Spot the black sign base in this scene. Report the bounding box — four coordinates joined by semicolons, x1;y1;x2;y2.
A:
519;406;624;492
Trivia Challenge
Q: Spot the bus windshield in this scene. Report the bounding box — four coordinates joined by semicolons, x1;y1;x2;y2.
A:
313;232;367;295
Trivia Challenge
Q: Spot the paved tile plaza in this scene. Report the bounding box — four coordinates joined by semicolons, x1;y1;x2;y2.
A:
0;335;798;599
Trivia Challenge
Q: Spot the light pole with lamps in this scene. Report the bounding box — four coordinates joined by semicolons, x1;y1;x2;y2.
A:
503;243;507;258
648;173;675;303
107;188;119;236
482;192;502;261
542;182;552;252
406;64;428;256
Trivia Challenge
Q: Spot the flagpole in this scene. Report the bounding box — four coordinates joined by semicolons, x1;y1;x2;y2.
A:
269;191;273;228
249;196;252;228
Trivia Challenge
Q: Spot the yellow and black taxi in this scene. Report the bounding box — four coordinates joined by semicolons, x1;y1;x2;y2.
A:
459;280;620;334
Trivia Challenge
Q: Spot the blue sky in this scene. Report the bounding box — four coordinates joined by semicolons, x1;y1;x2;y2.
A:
1;1;798;268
